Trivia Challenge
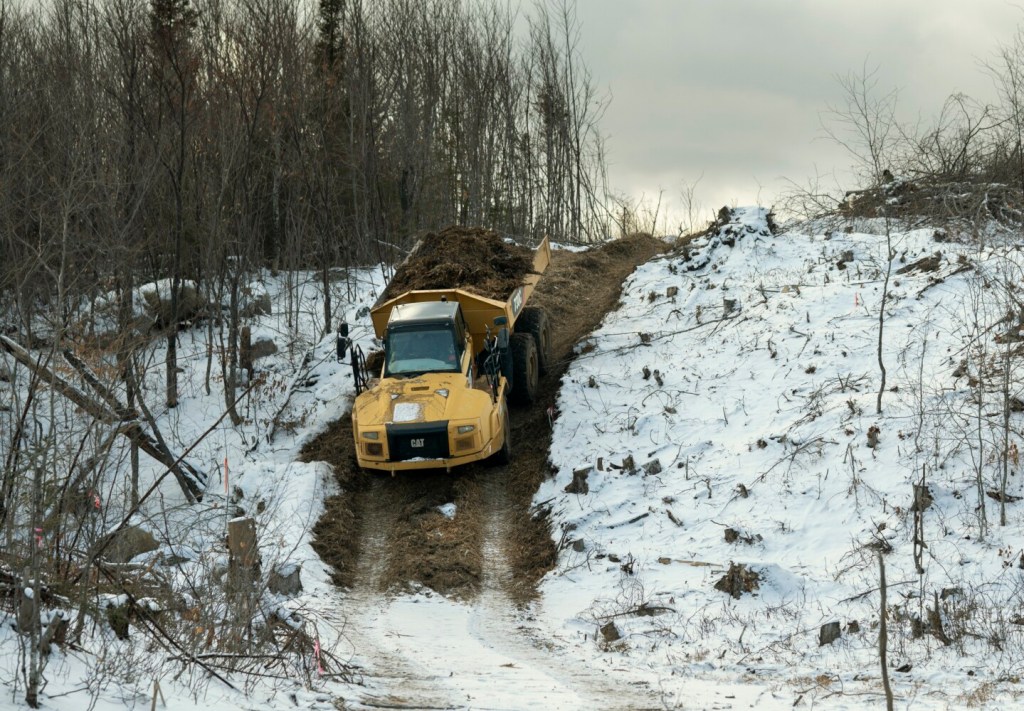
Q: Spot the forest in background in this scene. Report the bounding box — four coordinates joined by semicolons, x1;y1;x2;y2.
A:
0;0;610;352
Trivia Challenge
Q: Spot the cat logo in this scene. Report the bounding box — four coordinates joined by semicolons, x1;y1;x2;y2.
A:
410;438;425;448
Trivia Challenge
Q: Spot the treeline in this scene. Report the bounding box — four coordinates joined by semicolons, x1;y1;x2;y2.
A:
0;0;610;340
791;32;1024;225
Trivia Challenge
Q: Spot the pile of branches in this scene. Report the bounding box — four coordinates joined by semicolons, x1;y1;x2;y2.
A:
840;177;1024;227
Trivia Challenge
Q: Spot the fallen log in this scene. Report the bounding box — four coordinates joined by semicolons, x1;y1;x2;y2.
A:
0;335;206;502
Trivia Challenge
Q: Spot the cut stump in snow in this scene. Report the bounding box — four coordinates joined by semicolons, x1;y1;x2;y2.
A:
600;621;621;643
228;516;260;592
714;562;761;599
819;621;842;646
565;467;591;495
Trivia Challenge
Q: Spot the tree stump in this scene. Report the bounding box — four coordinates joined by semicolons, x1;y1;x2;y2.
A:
227;516;260;592
714;562;761;598
565;467;591;495
819;621;842;646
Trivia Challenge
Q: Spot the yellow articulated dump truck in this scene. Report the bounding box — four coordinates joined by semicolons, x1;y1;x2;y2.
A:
348;229;552;473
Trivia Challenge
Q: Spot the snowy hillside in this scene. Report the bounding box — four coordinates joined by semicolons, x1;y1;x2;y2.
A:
537;207;1024;708
6;210;1024;710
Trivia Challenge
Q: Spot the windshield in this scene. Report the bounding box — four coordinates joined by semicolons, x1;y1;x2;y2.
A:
385;326;460;376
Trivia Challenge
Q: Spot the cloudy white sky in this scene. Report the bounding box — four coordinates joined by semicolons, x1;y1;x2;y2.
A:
573;0;1024;230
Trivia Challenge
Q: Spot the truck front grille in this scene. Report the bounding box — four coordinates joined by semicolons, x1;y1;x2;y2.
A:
386;421;450;461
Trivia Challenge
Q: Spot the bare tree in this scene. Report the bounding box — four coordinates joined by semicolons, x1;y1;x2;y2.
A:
823;64;902;413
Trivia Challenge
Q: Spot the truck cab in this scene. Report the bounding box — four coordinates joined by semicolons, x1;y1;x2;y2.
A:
383;301;467;378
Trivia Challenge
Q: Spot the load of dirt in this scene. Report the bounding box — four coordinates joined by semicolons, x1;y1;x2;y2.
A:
379;226;535;302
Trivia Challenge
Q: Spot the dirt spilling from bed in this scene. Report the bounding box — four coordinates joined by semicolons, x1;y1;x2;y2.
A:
304;232;667;600
378;226;536;302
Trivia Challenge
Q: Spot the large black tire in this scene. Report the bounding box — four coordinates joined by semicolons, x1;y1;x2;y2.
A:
493;402;512;465
509;332;538;405
516;307;552;375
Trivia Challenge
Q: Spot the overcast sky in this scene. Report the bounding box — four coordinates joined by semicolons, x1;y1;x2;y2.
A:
573;0;1024;230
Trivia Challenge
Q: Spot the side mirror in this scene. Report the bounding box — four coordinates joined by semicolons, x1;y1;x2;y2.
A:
336;320;350;362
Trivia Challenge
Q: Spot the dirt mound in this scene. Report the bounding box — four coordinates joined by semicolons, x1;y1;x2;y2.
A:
379;226;535;302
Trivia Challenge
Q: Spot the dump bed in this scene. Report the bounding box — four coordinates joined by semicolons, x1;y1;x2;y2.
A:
370;232;550;354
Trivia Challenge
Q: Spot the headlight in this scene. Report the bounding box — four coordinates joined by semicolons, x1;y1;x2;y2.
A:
363;431;379;440
457;424;475;434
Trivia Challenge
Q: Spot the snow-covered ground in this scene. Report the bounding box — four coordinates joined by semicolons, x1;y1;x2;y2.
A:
5;209;1024;710
538;207;1024;708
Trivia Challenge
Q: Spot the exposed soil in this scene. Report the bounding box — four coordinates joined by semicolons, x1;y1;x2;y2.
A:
378;225;536;302
304;233;667;600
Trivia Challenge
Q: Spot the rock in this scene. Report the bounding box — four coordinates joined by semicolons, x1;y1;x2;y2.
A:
819;621;842;646
249;334;278;362
847;620;860;634
101;526;160;564
268;563;303;597
564;467;591;495
724;528;739;543
599;621;621;643
240;290;272;318
571;539;586;552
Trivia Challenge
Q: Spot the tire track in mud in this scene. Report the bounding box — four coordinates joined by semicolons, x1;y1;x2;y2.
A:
467;470;665;711
336;476;463;710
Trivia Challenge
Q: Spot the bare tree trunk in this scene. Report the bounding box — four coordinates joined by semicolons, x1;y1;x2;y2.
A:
876;216;892;414
879;553;894;711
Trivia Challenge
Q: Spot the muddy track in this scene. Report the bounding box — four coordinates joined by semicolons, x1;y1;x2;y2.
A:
304;234;666;600
301;237;663;602
303;235;668;708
